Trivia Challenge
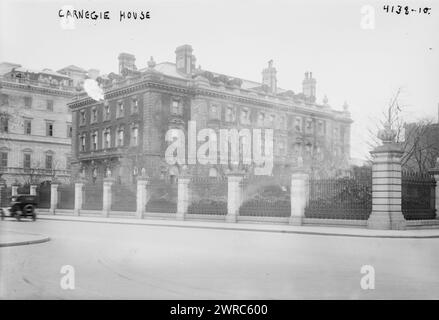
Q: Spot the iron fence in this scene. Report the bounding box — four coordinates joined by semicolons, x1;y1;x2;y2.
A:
145;179;177;213
402;171;436;220
239;175;290;217
58;184;75;209
83;183;103;210
305;176;372;220
112;184;136;212
37;184;51;208
188;177;227;215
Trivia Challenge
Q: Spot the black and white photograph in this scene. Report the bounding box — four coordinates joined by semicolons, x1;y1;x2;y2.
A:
0;0;438;306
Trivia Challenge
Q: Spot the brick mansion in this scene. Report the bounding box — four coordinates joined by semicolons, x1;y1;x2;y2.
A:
68;45;352;185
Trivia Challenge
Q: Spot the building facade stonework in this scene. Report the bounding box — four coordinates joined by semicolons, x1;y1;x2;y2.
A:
68;45;352;185
0;64;77;185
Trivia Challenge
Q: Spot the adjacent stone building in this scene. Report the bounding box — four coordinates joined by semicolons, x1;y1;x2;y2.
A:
68;45;352;185
0;63;78;185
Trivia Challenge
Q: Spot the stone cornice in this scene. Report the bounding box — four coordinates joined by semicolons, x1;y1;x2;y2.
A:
0;80;76;98
68;74;352;123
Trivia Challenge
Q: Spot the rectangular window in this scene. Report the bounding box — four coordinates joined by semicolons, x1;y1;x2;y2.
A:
1;94;8;106
117;101;124;118
104;105;111;121
269;114;276;127
91;107;97;123
45;154;53;169
80;110;86;125
23;153;31;169
295;117;302;132
258;112;265;126
0;116;8;133
241;108;250;124
80;134;86;152
103;129;111;148
0;152;7;167
209;103;220;120
131;126;138;146
117;128;124;146
171;99;181;115
318;120;325;135
46;122;54;136
91;131;98;151
24;96;32;108
306;119;313;132
47;100;54;111
132;98;138;114
67;124;72;138
24;119;32;135
226;106;235;122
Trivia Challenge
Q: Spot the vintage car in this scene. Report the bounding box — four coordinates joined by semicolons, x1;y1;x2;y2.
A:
0;194;38;221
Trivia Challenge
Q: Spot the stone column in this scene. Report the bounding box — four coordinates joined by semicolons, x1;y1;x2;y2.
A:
74;181;84;215
136;178;148;219
429;157;439;219
50;182;60;214
102;177;115;217
11;183;19;196
177;177;191;221
30;184;37;195
226;173;244;223
289;171;309;225
367;122;406;230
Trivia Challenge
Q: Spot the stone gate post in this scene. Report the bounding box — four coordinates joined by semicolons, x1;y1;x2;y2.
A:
177;176;191;221
11;183;19;196
102;177;115;217
50;181;60;214
30;184;37;196
74;180;84;215
367;122;406;230
429;157;439;219
289;171;309;225
136;177;148;219
226;171;244;223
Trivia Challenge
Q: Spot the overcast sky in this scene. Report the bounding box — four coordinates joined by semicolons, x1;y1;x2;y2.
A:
1;0;438;160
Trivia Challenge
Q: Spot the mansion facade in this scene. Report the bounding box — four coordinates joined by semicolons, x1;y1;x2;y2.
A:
0;64;77;185
68;45;352;185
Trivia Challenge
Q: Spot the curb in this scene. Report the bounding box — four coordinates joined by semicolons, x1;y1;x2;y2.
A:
0;236;50;248
37;215;439;239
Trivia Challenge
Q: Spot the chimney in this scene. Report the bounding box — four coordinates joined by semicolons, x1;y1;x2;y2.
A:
302;71;316;100
118;53;136;75
262;60;277;94
175;44;196;75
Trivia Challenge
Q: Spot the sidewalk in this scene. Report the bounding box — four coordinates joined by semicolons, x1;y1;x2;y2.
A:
37;212;439;239
0;229;50;247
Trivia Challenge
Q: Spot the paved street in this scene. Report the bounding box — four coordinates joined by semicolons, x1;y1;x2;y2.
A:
1;218;439;299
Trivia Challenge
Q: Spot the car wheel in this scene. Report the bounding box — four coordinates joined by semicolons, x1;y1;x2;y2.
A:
23;204;34;218
0;209;4;220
